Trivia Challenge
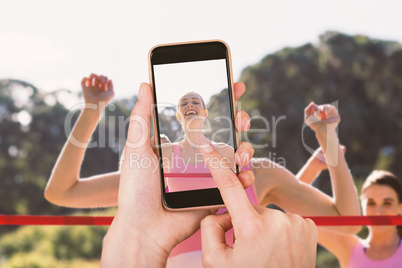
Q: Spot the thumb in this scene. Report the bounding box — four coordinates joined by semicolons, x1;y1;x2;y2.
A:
201;213;232;263
124;83;153;155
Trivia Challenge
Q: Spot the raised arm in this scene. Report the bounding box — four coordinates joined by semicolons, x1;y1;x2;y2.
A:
294;146;359;268
44;74;120;208
305;103;360;218
253;103;360;234
296;147;327;184
296;145;346;184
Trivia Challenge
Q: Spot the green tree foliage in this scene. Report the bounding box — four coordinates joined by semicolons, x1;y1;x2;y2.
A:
205;89;235;145
0;225;105;267
228;31;402;187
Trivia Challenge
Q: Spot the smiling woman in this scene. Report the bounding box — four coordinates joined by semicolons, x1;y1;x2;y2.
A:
177;92;207;122
310;170;402;268
161;91;233;193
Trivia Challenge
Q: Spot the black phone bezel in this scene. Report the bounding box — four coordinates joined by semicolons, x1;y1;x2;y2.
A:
150;41;237;209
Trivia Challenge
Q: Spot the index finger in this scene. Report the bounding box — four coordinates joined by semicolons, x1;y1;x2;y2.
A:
200;143;256;225
81;77;88;88
233;82;246;101
304;102;317;119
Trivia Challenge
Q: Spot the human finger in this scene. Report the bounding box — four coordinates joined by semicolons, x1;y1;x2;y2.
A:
124;83;153;155
107;80;114;92
317;106;326;120
99;75;107;90
311;105;327;121
200;143;256;225
288;214;318;254
304;102;317;120
235;141;254;167
99;75;107;83
324;104;341;123
93;75;100;88
315;105;339;124
81;77;88;89
235;110;250;132
238;170;255;189
89;74;98;87
201;213;232;265
233;82;246;101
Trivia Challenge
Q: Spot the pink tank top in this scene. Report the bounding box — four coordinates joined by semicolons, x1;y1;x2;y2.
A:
348;239;402;268
166;144;259;263
166;144;218;192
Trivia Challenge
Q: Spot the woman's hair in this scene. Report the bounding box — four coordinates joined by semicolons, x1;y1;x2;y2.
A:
177;92;206;110
361;170;402;237
361;170;402;202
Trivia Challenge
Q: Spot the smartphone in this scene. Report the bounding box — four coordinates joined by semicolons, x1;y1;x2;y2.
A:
148;40;238;210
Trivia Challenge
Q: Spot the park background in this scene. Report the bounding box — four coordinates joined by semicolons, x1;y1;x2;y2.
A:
1;1;402;267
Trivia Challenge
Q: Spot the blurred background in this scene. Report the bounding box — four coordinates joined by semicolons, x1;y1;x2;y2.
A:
1;0;402;267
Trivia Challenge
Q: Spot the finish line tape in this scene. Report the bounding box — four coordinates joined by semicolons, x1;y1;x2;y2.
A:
1;215;402;226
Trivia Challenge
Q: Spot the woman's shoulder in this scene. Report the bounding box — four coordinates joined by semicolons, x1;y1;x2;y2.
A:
161;142;179;155
317;230;360;267
161;142;177;149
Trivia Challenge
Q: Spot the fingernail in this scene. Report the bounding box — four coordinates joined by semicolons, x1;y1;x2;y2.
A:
200;142;213;153
235;153;241;164
245;119;250;129
138;83;145;100
241;152;249;166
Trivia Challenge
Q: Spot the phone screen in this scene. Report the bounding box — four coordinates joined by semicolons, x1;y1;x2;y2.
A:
154;59;235;192
150;41;237;208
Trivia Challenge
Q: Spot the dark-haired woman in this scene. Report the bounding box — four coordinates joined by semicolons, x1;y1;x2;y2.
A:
299;162;402;267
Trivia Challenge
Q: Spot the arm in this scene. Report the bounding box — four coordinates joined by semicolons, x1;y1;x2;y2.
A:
254;159;340;215
296;147;327;184
307;104;360;219
258;103;360;233
270;146;358;266
254;159;360;234
297;145;346;184
44;74;119;208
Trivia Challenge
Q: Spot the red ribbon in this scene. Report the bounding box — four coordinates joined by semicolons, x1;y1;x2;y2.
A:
1;215;402;226
306;215;402;226
0;215;113;226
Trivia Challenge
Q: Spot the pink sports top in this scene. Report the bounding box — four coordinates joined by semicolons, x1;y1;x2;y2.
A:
166;143;259;265
165;143;218;192
348;239;402;268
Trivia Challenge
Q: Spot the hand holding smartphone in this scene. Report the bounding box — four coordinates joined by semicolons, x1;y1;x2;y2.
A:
149;40;239;210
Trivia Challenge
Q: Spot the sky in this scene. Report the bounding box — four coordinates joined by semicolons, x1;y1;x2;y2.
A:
154;59;228;106
1;0;402;102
